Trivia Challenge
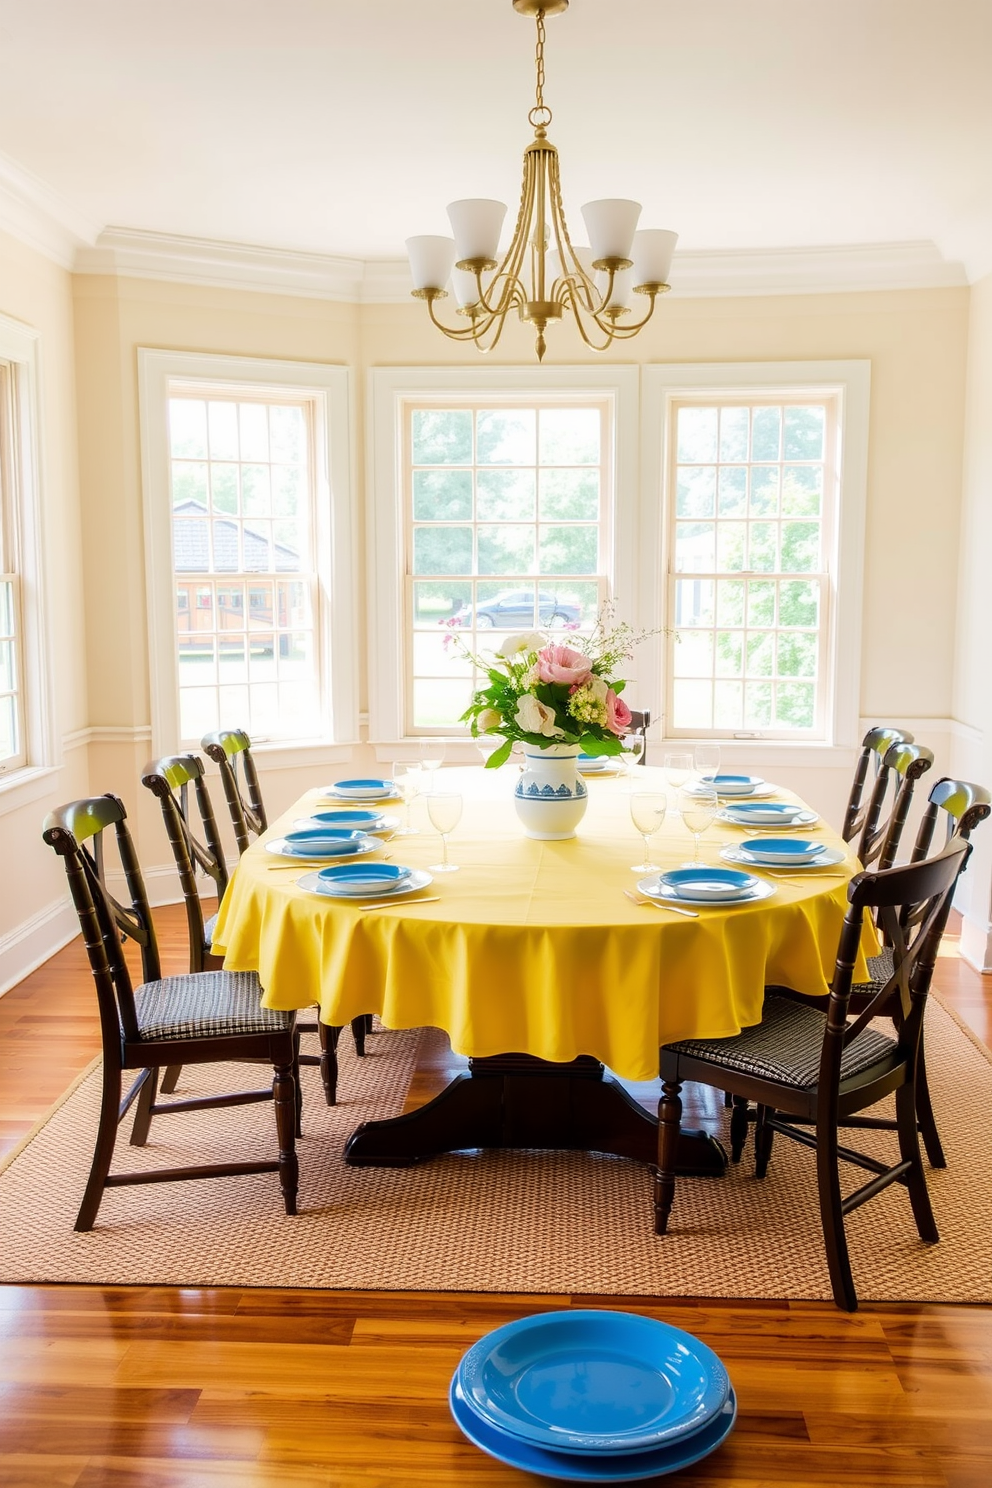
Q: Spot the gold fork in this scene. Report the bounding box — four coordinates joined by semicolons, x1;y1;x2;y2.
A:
623;889;699;918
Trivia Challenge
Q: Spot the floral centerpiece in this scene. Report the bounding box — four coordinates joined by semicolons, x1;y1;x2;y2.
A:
459;606;648;770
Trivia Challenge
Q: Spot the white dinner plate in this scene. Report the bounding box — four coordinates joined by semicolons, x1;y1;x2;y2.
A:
295;813;400;835
637;874;776;908
720;844;847;870
265;835;377;861
718;807;820;830
296;867;434;900
683;781;778;801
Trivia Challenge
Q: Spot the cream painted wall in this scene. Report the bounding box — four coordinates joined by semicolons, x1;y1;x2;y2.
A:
951;272;992;970
0;228;89;987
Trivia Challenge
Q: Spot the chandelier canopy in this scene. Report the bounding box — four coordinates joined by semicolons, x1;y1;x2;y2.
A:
405;0;677;362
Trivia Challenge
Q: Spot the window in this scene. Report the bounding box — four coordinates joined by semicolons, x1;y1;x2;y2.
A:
644;363;870;750
0;360;25;772
139;352;357;755
668;397;837;738
405;399;612;732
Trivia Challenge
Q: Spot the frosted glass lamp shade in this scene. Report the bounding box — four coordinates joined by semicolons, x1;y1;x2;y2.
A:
549;244;595;283
632;229;678;287
581;199;642;263
452;266;484;309
406;236;457;293
447;199;506;264
595;266;634;311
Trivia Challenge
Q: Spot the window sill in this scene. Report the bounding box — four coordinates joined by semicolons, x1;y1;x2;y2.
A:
653;740;858;771
0;764;60;818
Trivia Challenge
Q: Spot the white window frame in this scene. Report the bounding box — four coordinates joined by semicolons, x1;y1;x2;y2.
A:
138;350;359;758
368;366;640;747
0;313;54;809
641;362;870;753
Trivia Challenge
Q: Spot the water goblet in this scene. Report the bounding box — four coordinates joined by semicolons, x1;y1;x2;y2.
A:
664;751;694;790
392;763;421;836
693;743;721;786
427;792;462;873
622;733;645;777
630;791;667;873
678;784;718;865
475;734;503;766
420;737;446;792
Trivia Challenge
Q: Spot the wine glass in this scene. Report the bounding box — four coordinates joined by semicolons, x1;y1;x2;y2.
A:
392;763;421;836
664;751;694;790
427;792;462;872
678;784;718;865
621;733;645;777
694;743;721;786
420;737;446;792
475;734;503;766
630;791;667;873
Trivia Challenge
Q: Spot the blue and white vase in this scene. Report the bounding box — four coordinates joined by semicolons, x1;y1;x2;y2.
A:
514;743;587;841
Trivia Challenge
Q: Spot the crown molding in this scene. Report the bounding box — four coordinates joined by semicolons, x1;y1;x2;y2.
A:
0;149;99;269
71;228;969;303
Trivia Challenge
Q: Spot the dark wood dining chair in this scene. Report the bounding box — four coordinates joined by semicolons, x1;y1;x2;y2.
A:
141;754;227;975
42;794;299;1231
199;726;371;1097
842;725;913;845
656;837;969;1311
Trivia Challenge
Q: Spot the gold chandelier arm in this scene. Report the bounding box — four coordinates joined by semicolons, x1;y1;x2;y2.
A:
594;291;662;339
424;293;501;343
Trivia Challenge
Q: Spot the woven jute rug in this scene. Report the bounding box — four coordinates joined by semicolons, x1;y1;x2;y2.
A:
1;998;990;1301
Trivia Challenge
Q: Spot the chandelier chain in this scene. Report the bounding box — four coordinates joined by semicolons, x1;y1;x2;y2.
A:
529;12;552;130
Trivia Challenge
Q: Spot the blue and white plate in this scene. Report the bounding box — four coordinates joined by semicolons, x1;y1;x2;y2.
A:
296;810;399;834
685;777;775;800
296;865;432;900
265;832;376;861
456;1310;730;1457
578;755;611;773
324;777;397;801
737;837;827;865
721;842;847;870
450;1377;737;1482
656;867;758;902
639;871;775;907
719;803;819;829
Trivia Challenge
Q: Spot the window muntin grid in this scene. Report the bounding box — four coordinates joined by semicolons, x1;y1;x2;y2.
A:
405;400;612;734
666;398;837;739
168;392;321;744
0;363;25;771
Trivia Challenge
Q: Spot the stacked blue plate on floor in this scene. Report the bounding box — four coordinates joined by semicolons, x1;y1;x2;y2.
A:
450;1310;736;1482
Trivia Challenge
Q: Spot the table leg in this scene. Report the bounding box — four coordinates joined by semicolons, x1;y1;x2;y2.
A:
344;1053;726;1175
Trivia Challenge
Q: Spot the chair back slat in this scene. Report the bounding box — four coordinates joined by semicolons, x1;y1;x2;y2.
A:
141;754;228;974
201;728;268;855
42;795;161;1045
842;726;913;843
857;742;934;870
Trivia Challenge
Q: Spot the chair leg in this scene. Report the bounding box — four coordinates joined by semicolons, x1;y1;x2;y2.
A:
815;1114;857;1312
319;1021;342;1106
75;1061;123;1233
730;1096;750;1162
129;1066;159;1148
272;1060;299;1216
896;1082;939;1244
160;1065;182;1094
654;1079;683;1236
914;1031;946;1168
754;1104;776;1178
351;1015;367;1057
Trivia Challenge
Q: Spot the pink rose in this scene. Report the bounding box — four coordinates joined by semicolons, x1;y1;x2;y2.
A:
537;643;593;687
605;689;632;736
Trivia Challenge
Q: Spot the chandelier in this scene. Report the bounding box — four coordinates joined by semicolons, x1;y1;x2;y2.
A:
404;0;677;362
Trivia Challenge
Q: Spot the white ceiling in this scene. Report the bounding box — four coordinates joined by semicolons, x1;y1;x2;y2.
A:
0;0;990;280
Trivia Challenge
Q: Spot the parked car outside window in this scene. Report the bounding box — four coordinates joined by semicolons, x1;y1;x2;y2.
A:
446;589;581;630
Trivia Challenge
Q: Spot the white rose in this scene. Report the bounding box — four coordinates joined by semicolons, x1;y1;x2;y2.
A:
499;631;546;659
477;708;502;732
515;693;564;738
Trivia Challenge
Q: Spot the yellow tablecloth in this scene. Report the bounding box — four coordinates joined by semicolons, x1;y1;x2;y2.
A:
211;765;879;1082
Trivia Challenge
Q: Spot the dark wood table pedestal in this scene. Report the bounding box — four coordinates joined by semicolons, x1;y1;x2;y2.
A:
343;1052;727;1175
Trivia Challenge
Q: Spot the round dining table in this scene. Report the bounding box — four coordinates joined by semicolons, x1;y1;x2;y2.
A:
211;763;878;1173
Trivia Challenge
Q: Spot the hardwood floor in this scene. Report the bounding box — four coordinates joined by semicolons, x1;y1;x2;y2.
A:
1;906;990;1487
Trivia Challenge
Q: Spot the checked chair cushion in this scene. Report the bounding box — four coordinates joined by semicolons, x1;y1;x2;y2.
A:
664;992;897;1090
134;970;292;1042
